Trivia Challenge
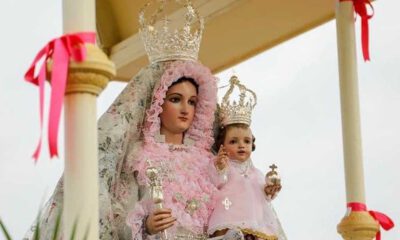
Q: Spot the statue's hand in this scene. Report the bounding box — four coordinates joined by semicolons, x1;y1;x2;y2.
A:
264;182;282;200
215;145;229;171
145;208;176;235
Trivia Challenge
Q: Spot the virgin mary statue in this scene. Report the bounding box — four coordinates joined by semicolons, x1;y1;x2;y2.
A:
24;1;219;239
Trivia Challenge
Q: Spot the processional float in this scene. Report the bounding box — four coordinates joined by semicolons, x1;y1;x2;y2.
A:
23;0;393;239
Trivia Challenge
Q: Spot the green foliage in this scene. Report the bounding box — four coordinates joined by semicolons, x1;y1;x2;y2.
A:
0;210;92;240
33;211;41;240
51;210;62;240
69;218;78;240
0;218;12;240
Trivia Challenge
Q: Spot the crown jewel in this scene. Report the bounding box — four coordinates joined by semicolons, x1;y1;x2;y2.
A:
219;75;257;127
139;0;204;64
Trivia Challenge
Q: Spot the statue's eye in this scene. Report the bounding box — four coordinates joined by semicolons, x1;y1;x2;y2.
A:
188;99;197;106
169;97;180;103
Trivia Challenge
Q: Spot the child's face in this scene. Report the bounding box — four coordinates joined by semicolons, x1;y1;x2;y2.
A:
223;126;253;162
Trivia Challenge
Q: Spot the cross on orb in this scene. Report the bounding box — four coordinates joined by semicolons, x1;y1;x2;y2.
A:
269;164;278;172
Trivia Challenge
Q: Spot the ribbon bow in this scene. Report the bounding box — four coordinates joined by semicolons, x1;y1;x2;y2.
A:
340;0;374;61
24;32;96;161
347;202;395;240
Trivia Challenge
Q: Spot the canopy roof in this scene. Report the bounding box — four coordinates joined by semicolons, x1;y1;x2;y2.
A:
96;0;335;81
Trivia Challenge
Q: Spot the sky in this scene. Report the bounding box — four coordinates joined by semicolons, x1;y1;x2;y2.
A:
0;1;399;239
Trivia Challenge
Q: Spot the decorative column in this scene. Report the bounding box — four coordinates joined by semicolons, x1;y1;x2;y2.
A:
62;0;115;239
335;1;379;239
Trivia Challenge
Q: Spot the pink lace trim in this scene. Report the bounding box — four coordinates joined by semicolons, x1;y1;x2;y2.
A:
134;143;216;231
143;60;217;149
125;61;217;234
126;200;151;239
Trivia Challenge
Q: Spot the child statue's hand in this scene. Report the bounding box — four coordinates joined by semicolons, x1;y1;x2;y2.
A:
145;208;176;235
215;145;229;171
264;182;282;200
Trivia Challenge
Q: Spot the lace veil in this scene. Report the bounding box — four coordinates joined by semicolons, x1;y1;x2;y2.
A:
23;60;217;240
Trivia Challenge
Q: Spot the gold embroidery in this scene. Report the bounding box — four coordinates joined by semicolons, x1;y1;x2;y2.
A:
241;228;278;240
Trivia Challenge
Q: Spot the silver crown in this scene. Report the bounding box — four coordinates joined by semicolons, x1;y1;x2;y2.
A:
139;0;204;64
219;75;257;127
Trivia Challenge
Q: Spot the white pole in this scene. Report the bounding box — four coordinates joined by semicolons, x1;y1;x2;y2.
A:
63;0;95;33
62;0;100;239
336;0;366;204
336;1;379;239
63;94;99;239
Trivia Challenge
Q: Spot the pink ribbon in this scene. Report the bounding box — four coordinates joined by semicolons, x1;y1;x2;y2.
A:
340;0;374;61
347;202;395;240
24;32;96;161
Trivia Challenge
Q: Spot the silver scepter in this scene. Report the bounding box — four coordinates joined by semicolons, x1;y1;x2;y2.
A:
146;166;169;240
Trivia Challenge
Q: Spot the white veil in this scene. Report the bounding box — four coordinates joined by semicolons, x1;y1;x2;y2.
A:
24;60;218;240
24;62;171;239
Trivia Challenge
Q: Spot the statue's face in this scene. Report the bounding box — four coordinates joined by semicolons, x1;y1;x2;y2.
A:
159;80;198;136
223;126;253;162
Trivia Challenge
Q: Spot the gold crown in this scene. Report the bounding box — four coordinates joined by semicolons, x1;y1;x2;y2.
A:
139;0;204;64
219;75;257;127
